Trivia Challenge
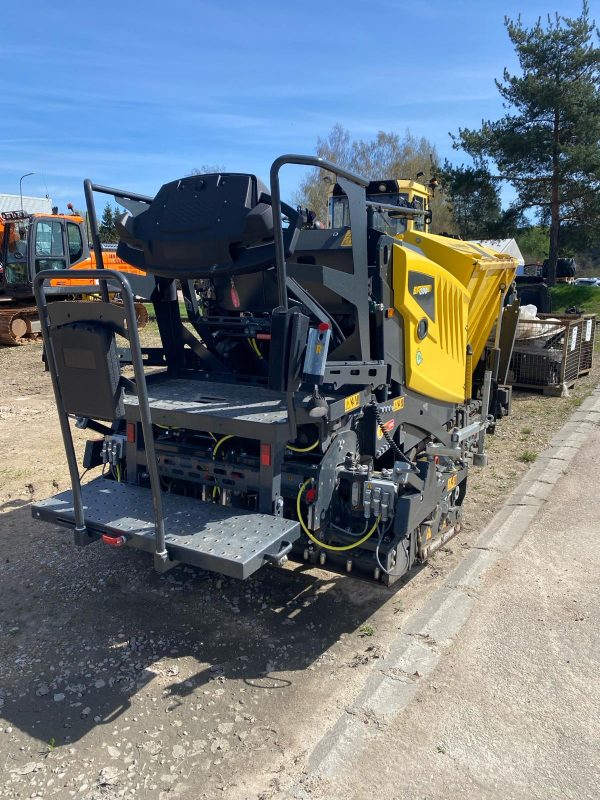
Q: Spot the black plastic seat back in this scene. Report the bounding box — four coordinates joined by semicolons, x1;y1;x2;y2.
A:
116;173;276;279
48;303;125;421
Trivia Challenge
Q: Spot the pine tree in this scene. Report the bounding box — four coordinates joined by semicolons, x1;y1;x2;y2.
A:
438;162;502;239
454;3;600;285
99;202;117;244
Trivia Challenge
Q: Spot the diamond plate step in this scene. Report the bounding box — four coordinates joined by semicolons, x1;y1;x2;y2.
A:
32;478;300;579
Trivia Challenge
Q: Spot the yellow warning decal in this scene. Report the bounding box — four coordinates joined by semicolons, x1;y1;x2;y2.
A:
447;474;458;491
392;396;405;411
344;392;360;412
340;229;352;247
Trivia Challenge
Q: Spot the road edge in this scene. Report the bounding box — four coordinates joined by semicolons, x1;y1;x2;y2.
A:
289;384;600;797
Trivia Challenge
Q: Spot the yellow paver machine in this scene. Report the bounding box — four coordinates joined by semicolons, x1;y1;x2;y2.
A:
32;155;518;585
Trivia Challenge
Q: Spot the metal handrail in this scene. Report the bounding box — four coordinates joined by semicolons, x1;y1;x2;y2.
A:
365;200;428;217
33;268;168;564
83;180;153;303
269;154;369;310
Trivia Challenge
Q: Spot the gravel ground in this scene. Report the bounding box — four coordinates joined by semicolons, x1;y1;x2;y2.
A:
1;342;598;799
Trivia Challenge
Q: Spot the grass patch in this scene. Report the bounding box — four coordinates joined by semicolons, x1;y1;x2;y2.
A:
359;624;375;637
519;450;537;464
550;285;600;315
143;302;188;321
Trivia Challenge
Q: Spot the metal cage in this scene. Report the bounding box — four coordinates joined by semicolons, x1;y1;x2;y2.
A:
508;315;583;395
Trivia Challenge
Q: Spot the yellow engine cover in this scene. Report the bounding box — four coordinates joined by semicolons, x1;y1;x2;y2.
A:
391;231;517;404
392;241;470;404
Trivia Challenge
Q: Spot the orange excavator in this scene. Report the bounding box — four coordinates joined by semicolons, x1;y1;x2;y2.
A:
0;206;151;345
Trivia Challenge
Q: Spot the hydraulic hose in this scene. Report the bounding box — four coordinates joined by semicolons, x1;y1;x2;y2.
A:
296;478;380;552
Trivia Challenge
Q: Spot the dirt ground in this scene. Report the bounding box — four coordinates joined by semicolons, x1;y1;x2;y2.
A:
0;341;598;800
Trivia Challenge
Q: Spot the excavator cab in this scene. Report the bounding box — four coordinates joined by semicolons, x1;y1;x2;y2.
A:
2;220;29;287
329;179;433;235
0;211;90;298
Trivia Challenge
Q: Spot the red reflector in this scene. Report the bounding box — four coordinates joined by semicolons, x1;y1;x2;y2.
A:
317;322;330;331
126;422;136;443
305;487;317;504
101;534;126;548
260;443;271;467
256;333;271;340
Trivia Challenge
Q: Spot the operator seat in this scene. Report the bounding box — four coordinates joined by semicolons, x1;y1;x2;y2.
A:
115;173;297;279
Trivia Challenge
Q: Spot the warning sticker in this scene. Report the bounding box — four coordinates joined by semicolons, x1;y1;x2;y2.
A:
571;327;578;352
392;396;405;411
340;229;352;247
344;393;360;412
585;319;593;342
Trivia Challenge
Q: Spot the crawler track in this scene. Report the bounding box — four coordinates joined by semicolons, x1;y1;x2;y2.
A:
0;301;149;346
0;306;40;345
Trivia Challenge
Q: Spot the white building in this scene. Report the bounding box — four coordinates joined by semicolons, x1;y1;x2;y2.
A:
0;193;53;215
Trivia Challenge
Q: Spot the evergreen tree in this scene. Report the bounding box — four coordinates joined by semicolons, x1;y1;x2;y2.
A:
454;3;600;284
99;202;118;244
438;162;502;239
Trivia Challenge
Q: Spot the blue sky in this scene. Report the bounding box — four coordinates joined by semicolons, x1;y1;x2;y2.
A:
1;0;597;212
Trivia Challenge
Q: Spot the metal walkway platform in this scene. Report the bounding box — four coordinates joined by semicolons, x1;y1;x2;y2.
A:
32;478;300;579
124;378;291;440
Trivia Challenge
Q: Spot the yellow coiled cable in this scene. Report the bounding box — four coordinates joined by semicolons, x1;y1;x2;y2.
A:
296;478;380;552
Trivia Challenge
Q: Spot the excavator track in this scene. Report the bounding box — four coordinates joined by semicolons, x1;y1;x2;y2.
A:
0;302;149;346
0;306;40;346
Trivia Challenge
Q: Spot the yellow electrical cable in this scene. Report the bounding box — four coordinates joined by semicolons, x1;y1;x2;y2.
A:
286;438;319;453
249;338;263;359
296;478;380;552
213;434;234;460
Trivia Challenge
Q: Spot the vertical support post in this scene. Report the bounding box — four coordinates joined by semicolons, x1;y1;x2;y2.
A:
269;161;289;311
258;440;284;516
476;285;506;463
83;179;109;303
118;275;168;568
33;276;90;544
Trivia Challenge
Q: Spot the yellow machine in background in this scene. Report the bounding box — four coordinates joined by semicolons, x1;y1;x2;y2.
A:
330;177;434;234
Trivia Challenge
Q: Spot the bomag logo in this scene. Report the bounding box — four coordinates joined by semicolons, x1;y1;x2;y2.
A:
412;284;432;296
